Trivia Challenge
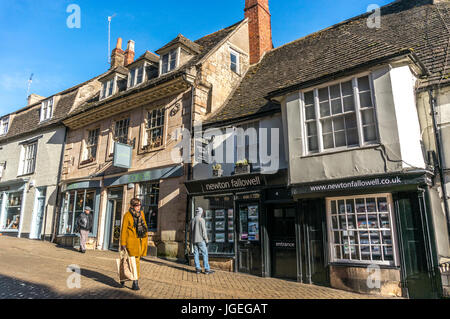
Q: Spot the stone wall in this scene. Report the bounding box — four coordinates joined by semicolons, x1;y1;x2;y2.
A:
330;265;402;297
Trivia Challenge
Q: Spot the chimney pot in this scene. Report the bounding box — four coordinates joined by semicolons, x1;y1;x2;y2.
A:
124;40;136;66
111;37;125;69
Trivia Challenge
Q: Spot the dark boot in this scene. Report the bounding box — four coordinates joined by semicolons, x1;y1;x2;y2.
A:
132;280;140;291
119;281;125;288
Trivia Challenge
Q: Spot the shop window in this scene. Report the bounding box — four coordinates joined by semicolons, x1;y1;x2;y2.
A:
59;189;96;235
193;195;234;255
138;183;159;231
0;192;22;231
302;75;378;154
327;194;396;265
238;203;260;241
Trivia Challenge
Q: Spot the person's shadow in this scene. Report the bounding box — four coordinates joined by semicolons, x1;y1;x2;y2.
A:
79;268;123;289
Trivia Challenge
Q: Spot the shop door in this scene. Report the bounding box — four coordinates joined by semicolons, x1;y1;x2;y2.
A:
299;199;329;286
236;201;263;276
104;189;123;251
395;193;438;299
30;196;45;239
268;206;297;280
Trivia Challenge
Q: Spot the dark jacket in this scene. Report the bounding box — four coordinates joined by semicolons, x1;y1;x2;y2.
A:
76;212;93;232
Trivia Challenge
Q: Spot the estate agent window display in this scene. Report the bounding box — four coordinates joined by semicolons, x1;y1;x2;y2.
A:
193;195;235;255
326;193;399;266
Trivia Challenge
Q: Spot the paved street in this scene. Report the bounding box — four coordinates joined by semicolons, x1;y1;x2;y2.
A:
0;236;386;299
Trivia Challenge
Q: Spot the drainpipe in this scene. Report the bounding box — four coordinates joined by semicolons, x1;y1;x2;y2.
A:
428;89;450;241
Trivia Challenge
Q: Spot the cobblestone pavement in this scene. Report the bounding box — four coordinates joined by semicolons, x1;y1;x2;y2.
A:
0;236;388;299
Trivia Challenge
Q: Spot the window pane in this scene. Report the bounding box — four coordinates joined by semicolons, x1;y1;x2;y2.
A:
304;91;314;106
366;198;376;212
359;91;373;108
378;197;388;212
230;52;237;63
320;101;330;117
323;133;334;149
333;117;345;131
361;109;375;125
305;105;315;120
343;96;355;112
341;81;353;96
346;128;359;146
364;125;377;142
130;69;136;86
307;122;317;136
322;119;332;134
308;137;318;152
330;84;340;99
318;88;329;102
331;99;342;115
137;67;144;84
358;76;371;91
334;131;346;147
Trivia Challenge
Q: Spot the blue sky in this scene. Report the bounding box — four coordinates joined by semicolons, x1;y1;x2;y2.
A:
0;0;392;116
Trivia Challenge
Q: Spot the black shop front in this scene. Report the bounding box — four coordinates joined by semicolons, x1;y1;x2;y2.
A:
185;170;300;279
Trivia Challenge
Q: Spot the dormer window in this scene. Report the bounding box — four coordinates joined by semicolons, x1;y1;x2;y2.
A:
0;116;9;135
161;49;178;75
128;64;146;89
230;48;240;74
40;98;53;122
100;77;116;100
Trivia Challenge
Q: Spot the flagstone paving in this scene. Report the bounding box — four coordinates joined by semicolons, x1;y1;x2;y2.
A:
0;236;390;299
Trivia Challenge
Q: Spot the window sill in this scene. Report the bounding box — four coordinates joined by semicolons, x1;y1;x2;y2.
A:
17;172;35;178
139;145;165;154
329;261;398;269
39;118;53;124
79;158;97;168
301;143;380;159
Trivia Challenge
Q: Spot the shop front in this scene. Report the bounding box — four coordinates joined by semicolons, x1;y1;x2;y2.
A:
0;181;27;237
56;180;101;248
291;171;442;298
101;165;184;254
185;170;295;278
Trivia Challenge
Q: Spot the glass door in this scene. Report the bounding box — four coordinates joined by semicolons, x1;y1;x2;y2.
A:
268;206;297;279
105;188;123;251
236;198;262;276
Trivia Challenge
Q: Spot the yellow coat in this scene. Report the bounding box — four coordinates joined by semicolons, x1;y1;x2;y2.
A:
120;210;148;257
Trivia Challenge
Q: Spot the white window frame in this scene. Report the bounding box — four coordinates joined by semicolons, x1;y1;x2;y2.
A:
82;128;100;162
142;107;166;150
100;77;117;100
0;162;5;179
326;193;399;266
19;142;38;176
0;116;9;135
229;48;240;74
160;48;179;75
40;98;54;122
299;73;379;156
128;63;147;89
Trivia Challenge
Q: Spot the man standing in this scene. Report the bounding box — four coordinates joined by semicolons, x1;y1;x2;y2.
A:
75;207;93;253
190;207;214;275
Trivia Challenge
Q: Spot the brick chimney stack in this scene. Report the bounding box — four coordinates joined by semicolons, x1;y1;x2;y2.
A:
244;0;273;65
124;40;135;66
111;38;125;69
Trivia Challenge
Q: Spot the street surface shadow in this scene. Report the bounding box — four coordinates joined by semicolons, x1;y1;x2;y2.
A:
142;258;198;273
79;268;123;289
0;274;143;299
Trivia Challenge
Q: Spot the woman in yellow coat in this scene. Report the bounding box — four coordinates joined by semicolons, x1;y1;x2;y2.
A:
120;198;148;291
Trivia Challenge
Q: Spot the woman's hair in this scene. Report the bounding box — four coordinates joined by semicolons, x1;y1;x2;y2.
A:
130;198;141;207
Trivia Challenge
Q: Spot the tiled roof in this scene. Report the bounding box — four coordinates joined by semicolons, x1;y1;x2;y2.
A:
155;34;202;54
68;20;245;117
205;0;450;125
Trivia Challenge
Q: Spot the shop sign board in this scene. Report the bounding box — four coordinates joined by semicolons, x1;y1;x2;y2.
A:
113;142;132;169
66;180;101;192
185;174;266;194
292;173;431;196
